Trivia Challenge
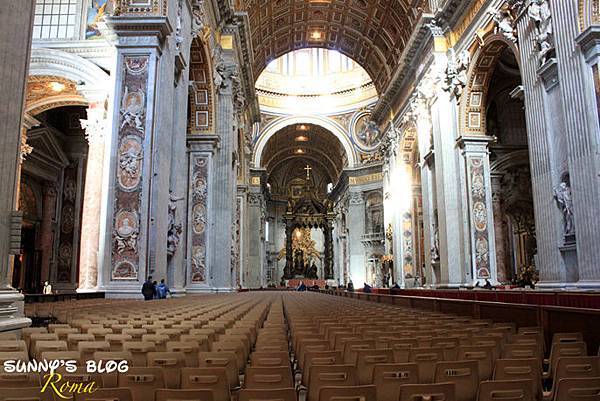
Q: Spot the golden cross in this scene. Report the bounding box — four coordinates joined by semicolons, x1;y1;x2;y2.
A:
304;164;312;180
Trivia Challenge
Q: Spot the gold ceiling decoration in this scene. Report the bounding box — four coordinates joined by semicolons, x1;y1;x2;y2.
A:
242;0;428;93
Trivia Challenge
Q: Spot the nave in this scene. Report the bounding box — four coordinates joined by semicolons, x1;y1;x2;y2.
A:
1;292;599;401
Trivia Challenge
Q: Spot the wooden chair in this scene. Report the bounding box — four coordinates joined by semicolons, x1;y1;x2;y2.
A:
399;382;456;401
238;388;297;401
0;387;54;401
408;347;445;383
552;377;600;401
74;387;133;401
198;352;240;389
154;389;214;401
243;366;294;390
147;351;186;389
117;367;165;401
434;360;479;401
318;385;377;401
371;363;419;401
493;358;542;400
180;367;230;401
307;364;357;401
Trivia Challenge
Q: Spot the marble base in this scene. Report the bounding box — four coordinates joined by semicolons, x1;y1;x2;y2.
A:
0;291;31;333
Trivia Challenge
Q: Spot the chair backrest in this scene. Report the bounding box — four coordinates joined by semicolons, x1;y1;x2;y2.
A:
238;388;297;401
77;341;111;361
552;333;584;345
0;351;28;364
493;358;541;400
408;347;445;384
434;360;479;401
553;377;600;401
180;367;230;401
355;349;393;385
141;335;170;352
0;387;54;401
73;387;133;401
477;379;534;401
399;382;456;401
316;385;376;401
34;340;68;359
0;340;26;353
0;372;39;388
122;341;157;367
548;342;588;378
501;344;542;363
244;366;294;390
166;341;201;367
457;345;494;381
147;351;186;389
308;364;358;401
117;367;165;401
389;339;420;364
302;351;344;385
342;340;376;365
372;363;419;401
154;389;214;401
250;351;290;368
210;340;246;369
554;357;600;383
67;334;95;350
197;352;240;389
41;350;83;365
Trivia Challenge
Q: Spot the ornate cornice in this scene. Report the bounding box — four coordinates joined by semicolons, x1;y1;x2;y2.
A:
372;14;435;123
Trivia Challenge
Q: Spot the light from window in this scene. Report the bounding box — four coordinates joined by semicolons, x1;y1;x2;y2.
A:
33;0;78;40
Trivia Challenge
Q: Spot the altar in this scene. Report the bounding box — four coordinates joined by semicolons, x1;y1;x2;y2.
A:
279;189;336;280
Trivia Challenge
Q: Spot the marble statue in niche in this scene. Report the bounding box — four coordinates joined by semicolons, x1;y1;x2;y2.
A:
120;86;146;132
554;181;575;237
114;210;139;254
191;245;206;282
430;210;441;262
167;191;184;257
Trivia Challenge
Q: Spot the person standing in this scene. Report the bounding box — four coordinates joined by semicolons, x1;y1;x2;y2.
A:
141;276;154;300
157;279;171;299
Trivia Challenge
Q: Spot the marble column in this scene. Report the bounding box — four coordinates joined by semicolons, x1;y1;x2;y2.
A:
552;1;600;287
208;49;237;291
515;9;568;285
78;95;108;292
246;192;265;288
431;90;466;286
99;17;173;296
491;174;510;283
0;0;35;332
348;191;366;284
457;136;498;284
40;183;58;284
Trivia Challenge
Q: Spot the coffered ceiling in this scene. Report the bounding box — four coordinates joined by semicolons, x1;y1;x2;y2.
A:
243;0;428;94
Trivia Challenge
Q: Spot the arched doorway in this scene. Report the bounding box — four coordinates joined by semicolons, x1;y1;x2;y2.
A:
460;37;537;284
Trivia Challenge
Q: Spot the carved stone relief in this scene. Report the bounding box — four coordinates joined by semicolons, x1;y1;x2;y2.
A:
469;157;491;279
189;155;209;283
111;55;150;281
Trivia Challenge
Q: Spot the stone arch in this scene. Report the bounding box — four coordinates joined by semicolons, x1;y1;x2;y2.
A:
26;48;110;115
578;0;599;31
459;34;522;136
188;38;215;133
253;115;358;168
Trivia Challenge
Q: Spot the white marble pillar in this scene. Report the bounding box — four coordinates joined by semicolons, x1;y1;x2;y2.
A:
99;17;173;297
457;136;498;285
347;191;366;284
208;51;237;291
553;1;600;287
0;0;34;331
78;95;109;292
246;192;265;288
515;9;568;285
431;89;466;286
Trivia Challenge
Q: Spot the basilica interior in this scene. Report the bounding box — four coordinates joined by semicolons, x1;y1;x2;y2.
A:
0;1;600;397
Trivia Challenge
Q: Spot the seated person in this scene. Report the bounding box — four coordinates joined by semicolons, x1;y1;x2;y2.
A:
363;283;373;293
297;281;307;292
